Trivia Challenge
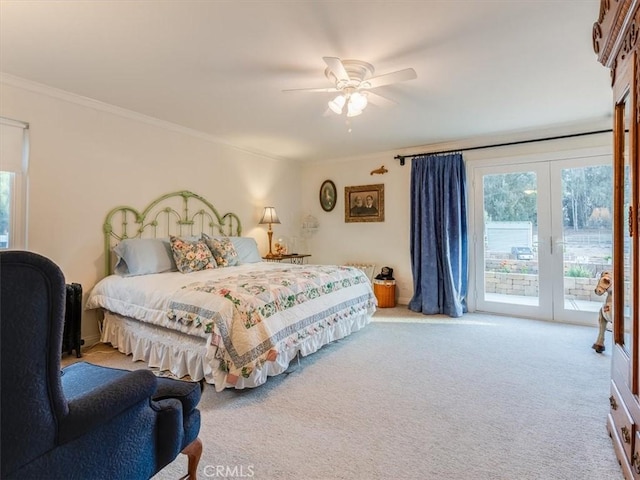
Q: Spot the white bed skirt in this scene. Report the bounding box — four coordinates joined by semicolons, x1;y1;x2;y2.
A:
100;309;373;391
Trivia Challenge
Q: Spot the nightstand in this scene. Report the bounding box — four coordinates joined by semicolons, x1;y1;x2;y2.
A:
263;254;311;265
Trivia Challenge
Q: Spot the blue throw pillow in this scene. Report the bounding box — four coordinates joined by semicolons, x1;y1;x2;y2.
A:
113;238;177;276
230;237;263;263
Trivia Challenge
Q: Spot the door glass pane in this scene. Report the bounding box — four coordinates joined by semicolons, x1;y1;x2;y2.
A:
0;172;12;249
483;172;538;305
560;165;613;313
622;121;632;353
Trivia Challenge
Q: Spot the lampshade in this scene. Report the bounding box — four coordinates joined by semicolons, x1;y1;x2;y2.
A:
328;91;369;117
328;95;346;115
349;91;368;111
259;207;281;225
346;102;363;118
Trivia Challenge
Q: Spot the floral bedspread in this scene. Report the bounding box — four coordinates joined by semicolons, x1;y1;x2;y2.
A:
166;265;375;386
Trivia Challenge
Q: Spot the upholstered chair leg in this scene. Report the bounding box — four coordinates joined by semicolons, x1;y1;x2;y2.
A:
180;437;203;479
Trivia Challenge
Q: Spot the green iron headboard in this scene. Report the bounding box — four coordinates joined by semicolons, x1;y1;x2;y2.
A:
103;190;242;276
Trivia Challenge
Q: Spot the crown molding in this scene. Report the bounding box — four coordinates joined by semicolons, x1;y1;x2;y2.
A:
0;72;286;162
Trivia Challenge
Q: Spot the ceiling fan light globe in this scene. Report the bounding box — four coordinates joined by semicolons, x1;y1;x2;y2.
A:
350;91;368;111
328;95;346;114
346;104;363;117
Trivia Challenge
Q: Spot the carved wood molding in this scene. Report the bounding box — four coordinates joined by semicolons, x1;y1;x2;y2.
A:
636;53;640;123
620;16;639;63
593;0;613;55
594;0;634;68
612;14;640;85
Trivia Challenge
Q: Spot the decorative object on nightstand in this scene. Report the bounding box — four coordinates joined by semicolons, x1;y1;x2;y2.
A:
259;206;281;259
274;237;288;256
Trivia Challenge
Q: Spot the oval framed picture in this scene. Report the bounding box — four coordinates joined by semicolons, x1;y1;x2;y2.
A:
319;180;337;212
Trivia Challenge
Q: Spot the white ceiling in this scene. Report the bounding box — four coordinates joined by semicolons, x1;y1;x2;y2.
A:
0;1;612;162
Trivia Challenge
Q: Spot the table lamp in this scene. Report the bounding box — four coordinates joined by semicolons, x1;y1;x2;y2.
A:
259;206;281;258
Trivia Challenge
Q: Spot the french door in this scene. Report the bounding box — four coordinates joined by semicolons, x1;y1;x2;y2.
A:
473;154;613;324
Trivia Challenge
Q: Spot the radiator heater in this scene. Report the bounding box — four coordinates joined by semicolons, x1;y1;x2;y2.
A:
63;283;84;357
344;263;376;283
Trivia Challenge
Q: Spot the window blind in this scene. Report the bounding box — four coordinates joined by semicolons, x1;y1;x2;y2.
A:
0;117;28;173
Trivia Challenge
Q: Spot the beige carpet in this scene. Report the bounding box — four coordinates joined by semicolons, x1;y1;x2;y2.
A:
65;307;623;479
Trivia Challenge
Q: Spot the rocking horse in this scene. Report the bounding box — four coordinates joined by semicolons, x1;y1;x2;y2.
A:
592;270;613;354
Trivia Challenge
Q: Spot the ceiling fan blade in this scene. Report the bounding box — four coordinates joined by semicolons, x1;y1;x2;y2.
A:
323;56;350;82
365;91;397;108
282;87;340;93
364;68;417;89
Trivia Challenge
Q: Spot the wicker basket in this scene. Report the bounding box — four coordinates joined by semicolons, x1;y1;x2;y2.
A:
373;279;396;308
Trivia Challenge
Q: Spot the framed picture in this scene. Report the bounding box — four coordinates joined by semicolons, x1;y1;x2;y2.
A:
344;184;384;223
319;179;337;212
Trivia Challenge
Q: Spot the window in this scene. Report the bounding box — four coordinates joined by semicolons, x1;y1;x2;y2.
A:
472;153;613;324
0;117;29;249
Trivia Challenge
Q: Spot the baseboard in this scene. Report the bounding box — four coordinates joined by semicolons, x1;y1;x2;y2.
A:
80;334;101;350
398;295;411;305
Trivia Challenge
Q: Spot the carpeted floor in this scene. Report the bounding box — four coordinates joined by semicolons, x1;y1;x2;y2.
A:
66;307;623;479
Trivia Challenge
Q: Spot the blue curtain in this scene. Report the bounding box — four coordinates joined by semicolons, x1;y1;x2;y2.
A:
409;153;468;317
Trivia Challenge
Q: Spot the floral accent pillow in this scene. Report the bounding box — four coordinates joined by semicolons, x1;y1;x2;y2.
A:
202;234;239;267
169;236;216;273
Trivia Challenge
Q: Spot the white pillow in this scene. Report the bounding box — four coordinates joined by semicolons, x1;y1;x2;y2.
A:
230;237;263;263
113;238;177;276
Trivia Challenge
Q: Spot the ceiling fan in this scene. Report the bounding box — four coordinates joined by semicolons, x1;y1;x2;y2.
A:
283;57;417;117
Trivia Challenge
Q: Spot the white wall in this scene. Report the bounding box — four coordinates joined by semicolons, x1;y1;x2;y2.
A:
300;122;613;308
300;154;413;303
0;77;613;345
0;80;301;345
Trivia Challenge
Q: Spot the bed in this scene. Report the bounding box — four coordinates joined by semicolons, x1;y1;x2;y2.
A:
85;191;376;391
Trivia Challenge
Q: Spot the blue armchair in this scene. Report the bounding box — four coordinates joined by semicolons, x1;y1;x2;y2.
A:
0;251;203;479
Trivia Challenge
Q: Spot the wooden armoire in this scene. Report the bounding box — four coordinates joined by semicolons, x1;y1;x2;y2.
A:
594;1;640;477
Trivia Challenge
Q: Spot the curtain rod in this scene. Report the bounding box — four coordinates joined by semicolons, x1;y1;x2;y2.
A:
393;129;612;166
